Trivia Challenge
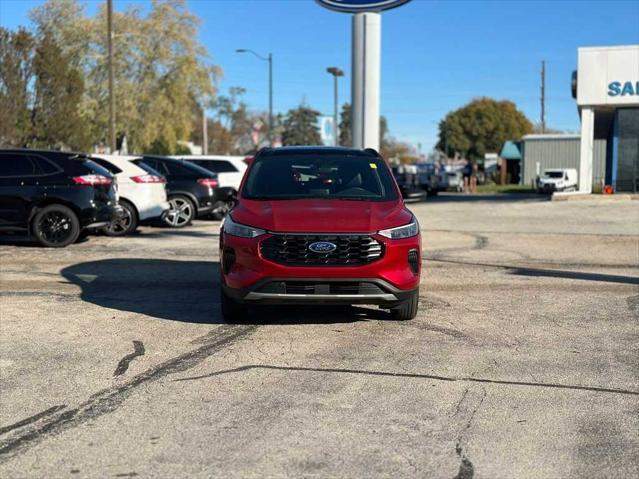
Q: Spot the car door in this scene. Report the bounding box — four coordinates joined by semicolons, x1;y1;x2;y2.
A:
0;152;44;229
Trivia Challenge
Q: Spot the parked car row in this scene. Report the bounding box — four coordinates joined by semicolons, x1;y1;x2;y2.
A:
0;149;245;247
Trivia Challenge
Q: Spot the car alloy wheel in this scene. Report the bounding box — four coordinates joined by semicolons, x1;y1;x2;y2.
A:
104;200;137;236
164;196;194;228
33;204;80;247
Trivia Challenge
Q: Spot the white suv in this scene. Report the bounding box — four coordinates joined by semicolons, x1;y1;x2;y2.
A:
91;155;170;235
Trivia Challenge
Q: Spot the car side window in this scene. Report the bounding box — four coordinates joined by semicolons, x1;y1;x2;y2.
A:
163;161;193;175
0;153;38;177
91;158;123;174
140;159;167;175
30;155;61;175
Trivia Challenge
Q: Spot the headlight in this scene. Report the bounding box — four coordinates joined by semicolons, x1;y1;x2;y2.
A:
378;217;419;239
222;215;266;238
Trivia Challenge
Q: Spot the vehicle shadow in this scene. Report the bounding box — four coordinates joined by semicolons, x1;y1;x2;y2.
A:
0;233;42;247
60;259;386;324
235;304;389;325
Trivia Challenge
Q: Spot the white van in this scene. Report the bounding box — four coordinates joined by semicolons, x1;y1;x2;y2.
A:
536;168;578;193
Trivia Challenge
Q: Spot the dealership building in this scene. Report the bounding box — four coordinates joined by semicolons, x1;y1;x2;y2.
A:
574;45;638;193
505;45;638;193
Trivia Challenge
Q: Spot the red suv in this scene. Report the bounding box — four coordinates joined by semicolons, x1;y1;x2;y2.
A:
220;147;421;321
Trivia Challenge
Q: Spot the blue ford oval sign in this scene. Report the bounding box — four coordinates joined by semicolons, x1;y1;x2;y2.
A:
316;0;412;13
308;241;337;253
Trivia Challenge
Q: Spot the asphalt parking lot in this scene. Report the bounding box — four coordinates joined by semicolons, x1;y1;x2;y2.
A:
1;194;638;478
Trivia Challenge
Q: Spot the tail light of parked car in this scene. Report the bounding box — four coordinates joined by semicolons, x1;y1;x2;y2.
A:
197;178;219;188
131;175;166;184
72;174;113;186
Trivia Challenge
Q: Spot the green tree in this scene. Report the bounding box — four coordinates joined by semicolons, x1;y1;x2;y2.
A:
282;105;321;146
437;97;532;160
0;28;35;146
338;102;390;154
31;33;89;149
29;0;220;153
338;102;351;147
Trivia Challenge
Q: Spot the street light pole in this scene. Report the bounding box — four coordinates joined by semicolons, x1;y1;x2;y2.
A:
107;0;116;153
268;53;273;147
236;49;273;147
326;67;344;146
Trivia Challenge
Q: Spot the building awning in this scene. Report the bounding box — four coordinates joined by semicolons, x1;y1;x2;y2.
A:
500;141;521;160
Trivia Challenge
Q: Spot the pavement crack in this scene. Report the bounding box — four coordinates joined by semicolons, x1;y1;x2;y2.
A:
453;444;475;479
175;364;639;396
451;388;470;417
113;341;145;377
452;387;485;479
0;405;67;437
0;325;257;462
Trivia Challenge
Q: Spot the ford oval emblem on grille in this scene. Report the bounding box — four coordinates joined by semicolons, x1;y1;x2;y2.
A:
308;241;337;253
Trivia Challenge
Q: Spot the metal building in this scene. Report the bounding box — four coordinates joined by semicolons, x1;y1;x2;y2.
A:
520;134;606;187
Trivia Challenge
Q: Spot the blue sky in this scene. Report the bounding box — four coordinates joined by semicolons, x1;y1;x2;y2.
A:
1;0;638;152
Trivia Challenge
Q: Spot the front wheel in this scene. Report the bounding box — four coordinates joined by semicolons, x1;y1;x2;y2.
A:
164;195;195;228
389;290;419;321
32;204;80;248
104;200;138;236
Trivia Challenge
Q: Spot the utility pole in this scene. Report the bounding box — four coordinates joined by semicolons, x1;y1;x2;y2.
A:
107;0;116;153
202;107;208;154
268;53;273;147
326;67;344;146
540;60;546;134
236;49;273;146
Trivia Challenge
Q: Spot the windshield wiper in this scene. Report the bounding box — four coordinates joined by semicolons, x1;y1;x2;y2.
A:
332;196;380;201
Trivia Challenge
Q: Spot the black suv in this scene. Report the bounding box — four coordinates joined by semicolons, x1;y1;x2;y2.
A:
133;156;219;227
0;149;118;247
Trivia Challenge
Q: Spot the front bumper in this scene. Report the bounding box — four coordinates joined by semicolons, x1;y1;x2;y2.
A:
221;231;422;299
223;278;417;306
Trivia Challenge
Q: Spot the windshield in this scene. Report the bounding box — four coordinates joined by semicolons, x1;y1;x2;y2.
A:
544;171;564;178
242;155;399;201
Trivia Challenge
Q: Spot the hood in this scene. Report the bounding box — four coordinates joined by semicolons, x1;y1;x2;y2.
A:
232;198;412;233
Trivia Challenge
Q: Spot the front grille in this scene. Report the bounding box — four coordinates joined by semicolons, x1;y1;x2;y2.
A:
256;281;386;295
260;234;383;266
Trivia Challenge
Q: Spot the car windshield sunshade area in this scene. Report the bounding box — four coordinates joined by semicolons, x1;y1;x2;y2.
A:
243;155;398;201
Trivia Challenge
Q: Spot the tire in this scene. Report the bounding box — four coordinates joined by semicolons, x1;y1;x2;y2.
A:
389;290;419;321
32;204;80;248
210;200;232;221
104;199;138;236
164;195;195;228
221;288;249;323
